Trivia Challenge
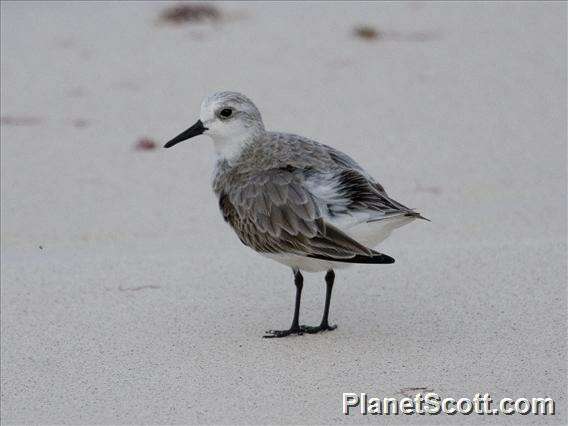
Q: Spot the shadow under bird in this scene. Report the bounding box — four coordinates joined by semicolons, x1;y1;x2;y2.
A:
164;91;427;338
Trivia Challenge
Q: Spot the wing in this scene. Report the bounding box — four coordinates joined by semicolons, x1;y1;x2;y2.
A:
321;144;425;221
334;168;415;215
218;168;392;261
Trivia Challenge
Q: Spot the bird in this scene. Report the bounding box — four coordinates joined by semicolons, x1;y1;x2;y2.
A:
164;91;426;338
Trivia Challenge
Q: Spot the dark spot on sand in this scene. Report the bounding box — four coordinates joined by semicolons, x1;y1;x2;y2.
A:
55;38;76;49
72;119;89;128
135;138;157;151
353;26;441;43
354;25;381;40
118;285;161;292
1;116;41;126
68;87;87;98
79;49;93;60
160;4;220;24
39;245;43;250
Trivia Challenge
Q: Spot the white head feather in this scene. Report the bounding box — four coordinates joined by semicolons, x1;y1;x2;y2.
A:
199;91;265;161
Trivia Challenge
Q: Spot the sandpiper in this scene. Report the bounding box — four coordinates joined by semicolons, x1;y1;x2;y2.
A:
164;91;426;338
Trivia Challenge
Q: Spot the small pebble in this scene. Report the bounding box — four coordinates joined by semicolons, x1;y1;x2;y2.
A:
160;4;220;24
354;25;381;40
135;138;157;151
73;119;89;128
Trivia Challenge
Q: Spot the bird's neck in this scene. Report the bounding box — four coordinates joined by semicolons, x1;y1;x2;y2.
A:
211;132;260;163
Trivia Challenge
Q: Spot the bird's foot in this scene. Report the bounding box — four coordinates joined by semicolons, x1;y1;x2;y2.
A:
263;326;303;338
300;323;338;334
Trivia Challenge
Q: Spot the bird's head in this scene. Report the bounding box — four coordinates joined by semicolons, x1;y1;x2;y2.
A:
164;91;265;159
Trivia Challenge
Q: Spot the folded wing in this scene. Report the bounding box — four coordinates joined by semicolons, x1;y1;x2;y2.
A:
218;167;394;261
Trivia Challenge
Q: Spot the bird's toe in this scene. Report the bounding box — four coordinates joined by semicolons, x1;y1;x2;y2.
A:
263;327;304;338
300;324;338;334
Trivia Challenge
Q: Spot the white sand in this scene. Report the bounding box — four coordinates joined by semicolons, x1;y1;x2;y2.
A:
1;1;566;424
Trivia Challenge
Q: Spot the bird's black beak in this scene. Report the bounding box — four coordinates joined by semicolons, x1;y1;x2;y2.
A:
163;120;208;148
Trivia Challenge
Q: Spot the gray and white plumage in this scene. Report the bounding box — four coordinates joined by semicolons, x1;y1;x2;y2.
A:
165;91;425;273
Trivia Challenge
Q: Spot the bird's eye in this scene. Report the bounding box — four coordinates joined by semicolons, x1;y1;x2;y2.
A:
219;108;233;118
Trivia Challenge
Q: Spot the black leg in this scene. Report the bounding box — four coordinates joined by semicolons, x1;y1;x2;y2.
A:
301;269;338;334
264;269;304;338
290;269;303;330
321;269;336;329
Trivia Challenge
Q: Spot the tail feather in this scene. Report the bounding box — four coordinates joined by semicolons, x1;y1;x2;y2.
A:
367;210;430;223
404;211;431;222
307;250;395;264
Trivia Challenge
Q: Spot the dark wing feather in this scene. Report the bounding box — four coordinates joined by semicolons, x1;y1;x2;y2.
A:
335;169;414;214
322;143;427;219
218;168;384;260
308;250;395;264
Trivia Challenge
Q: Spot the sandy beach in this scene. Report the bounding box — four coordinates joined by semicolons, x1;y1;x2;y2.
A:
1;1;566;424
